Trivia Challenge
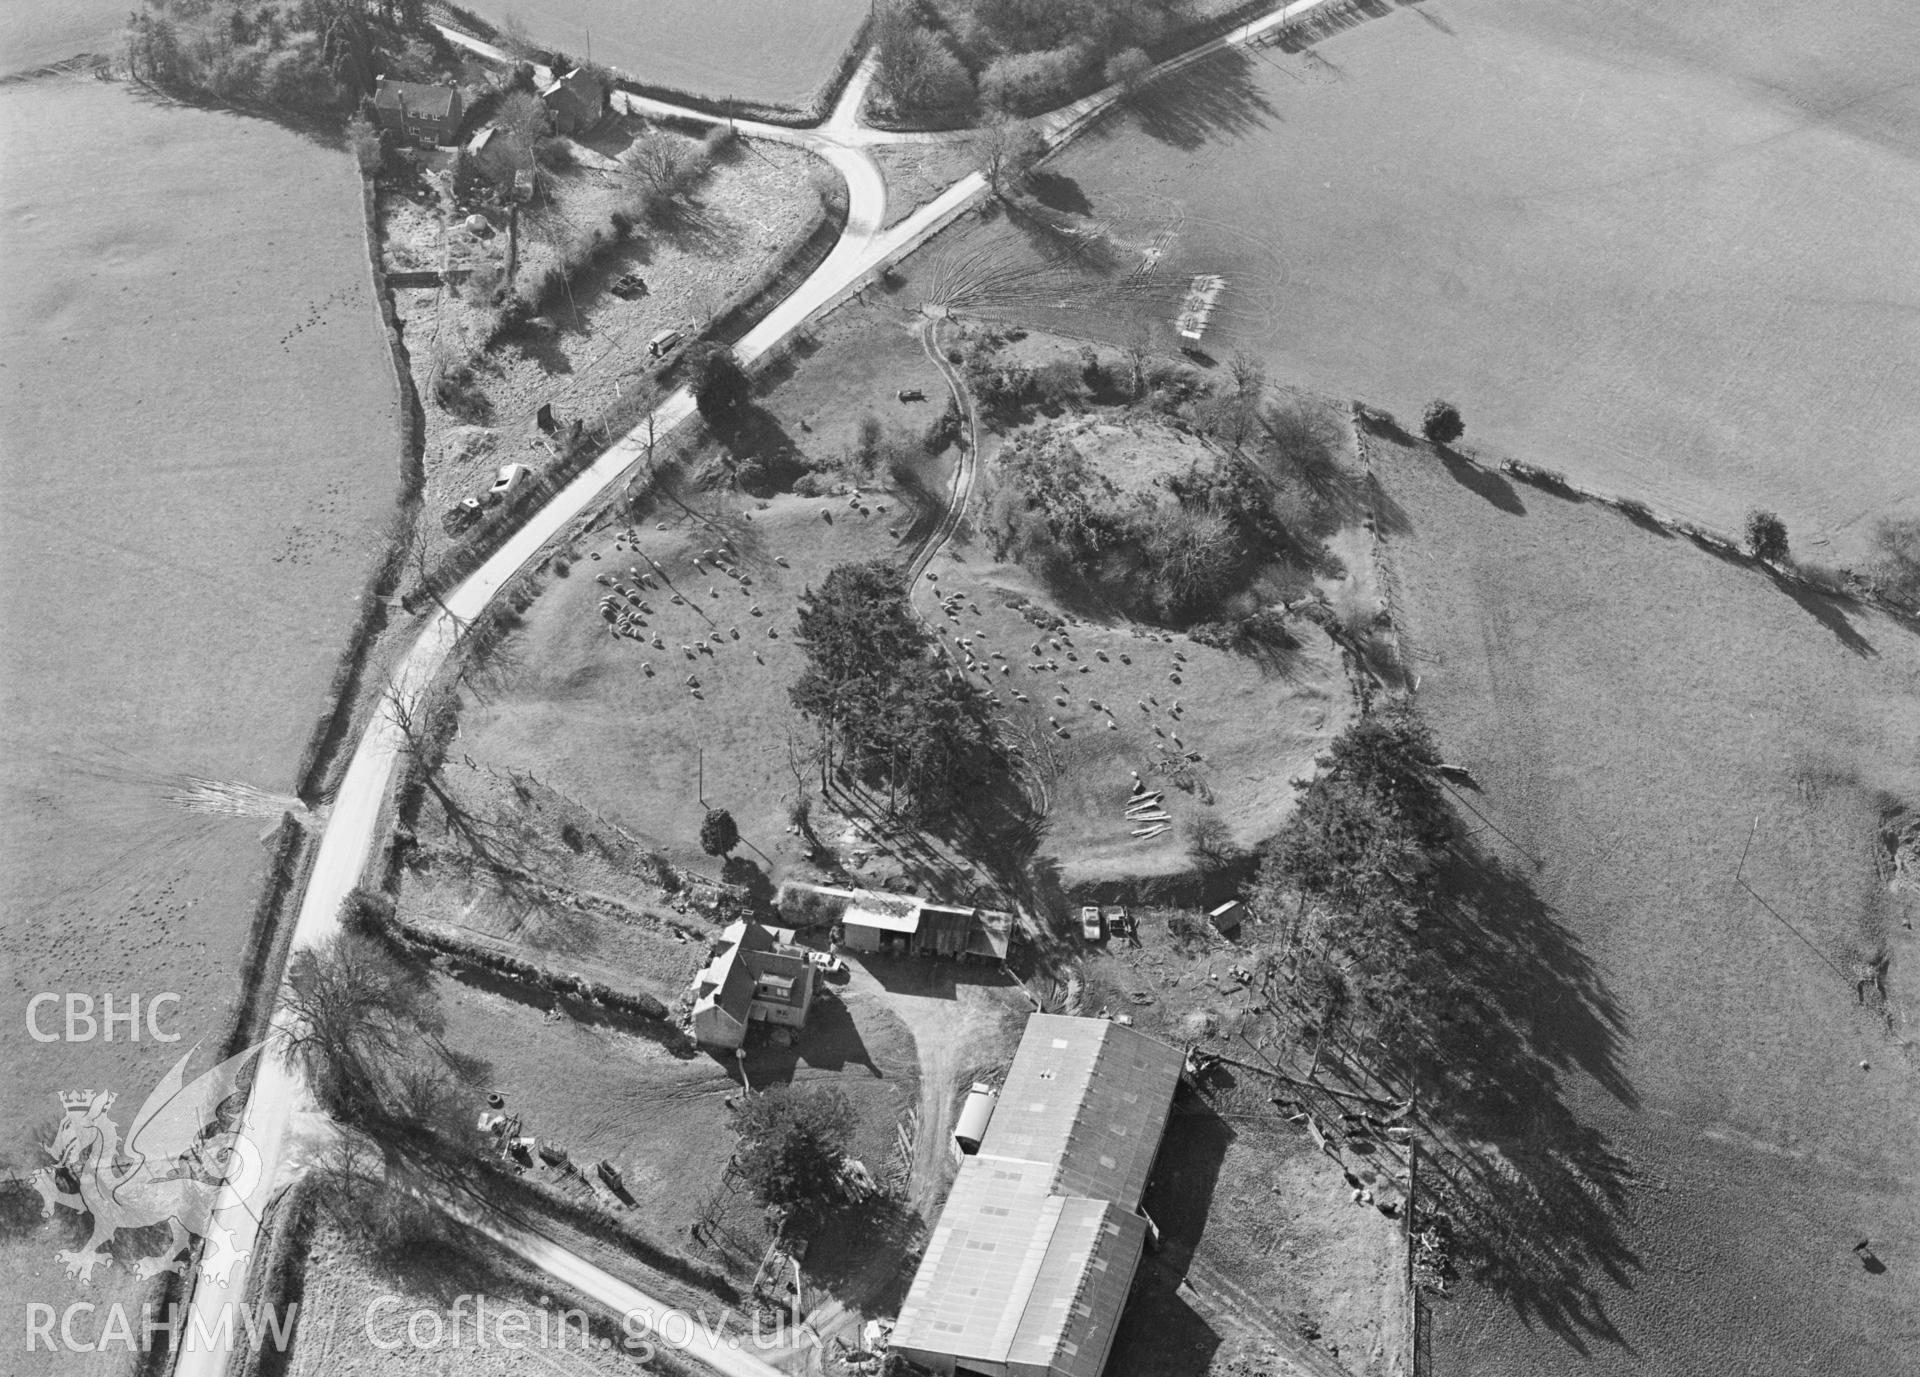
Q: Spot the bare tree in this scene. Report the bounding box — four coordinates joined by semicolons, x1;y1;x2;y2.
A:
977;116;1047;197
276;934;442;1123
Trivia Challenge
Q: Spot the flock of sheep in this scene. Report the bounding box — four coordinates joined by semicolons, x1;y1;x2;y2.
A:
591;528;795;699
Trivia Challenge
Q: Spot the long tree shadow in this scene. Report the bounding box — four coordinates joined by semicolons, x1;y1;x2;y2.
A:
1435;447;1527;516
1765;569;1878;657
1125;48;1281;151
1374;837;1641;1354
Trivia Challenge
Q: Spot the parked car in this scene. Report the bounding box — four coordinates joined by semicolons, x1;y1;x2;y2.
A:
487;462;533;505
647;327;684;359
1102;906;1131;941
1080;906;1103;941
805;950;845;975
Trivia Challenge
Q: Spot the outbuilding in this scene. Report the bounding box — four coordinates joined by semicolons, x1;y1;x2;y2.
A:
892;1015;1184;1377
1208;899;1244;937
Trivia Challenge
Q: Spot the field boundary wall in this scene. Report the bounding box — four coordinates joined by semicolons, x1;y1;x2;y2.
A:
216;812;316;1061
359;899;676;1023
290;167;428;803
231;1174;320;1377
1493;456;1920;627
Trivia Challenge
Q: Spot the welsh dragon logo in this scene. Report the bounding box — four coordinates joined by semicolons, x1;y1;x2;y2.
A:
32;1043;265;1286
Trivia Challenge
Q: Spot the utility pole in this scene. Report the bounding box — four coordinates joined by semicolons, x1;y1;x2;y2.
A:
698;747;706;807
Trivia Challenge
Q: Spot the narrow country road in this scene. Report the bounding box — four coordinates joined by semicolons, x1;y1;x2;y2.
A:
171;2;1348;1372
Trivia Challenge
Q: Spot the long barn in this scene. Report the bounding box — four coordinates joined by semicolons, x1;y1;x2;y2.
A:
890;1014;1184;1377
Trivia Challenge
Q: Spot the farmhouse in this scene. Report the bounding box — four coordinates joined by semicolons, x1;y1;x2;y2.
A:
371;78;464;145
540;67;607;135
891;1014;1184;1377
689;918;816;1050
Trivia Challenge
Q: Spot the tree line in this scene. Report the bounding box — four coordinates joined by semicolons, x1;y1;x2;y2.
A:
788;559;998;824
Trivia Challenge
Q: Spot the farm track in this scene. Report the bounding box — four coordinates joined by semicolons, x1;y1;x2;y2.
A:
907;312;980;594
171;2;1364;1372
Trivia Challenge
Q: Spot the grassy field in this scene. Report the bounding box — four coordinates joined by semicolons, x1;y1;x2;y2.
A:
0;2;125;72
0;76;399;1363
457;0;867;107
975;0;1920;566
1371;432;1920;1375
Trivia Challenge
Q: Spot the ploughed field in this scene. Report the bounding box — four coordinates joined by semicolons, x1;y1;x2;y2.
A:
0;76;399;1365
455;0;870;109
999;0;1920;566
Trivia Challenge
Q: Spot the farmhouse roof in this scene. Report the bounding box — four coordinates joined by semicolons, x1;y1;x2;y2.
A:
693;919;763;1026
891;1015;1182;1377
541;66;602;104
374;77;459;119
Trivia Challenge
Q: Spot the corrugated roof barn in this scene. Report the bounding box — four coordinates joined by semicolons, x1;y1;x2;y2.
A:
891;1014;1183;1377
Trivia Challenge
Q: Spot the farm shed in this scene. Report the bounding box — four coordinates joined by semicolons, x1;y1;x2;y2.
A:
540;67;607;134
841;895;921;953
892;1014;1184;1377
371;78;464;145
689;919;816;1050
915;903;975;957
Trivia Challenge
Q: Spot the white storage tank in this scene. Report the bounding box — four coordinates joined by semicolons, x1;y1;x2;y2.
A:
952;1082;998;1156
